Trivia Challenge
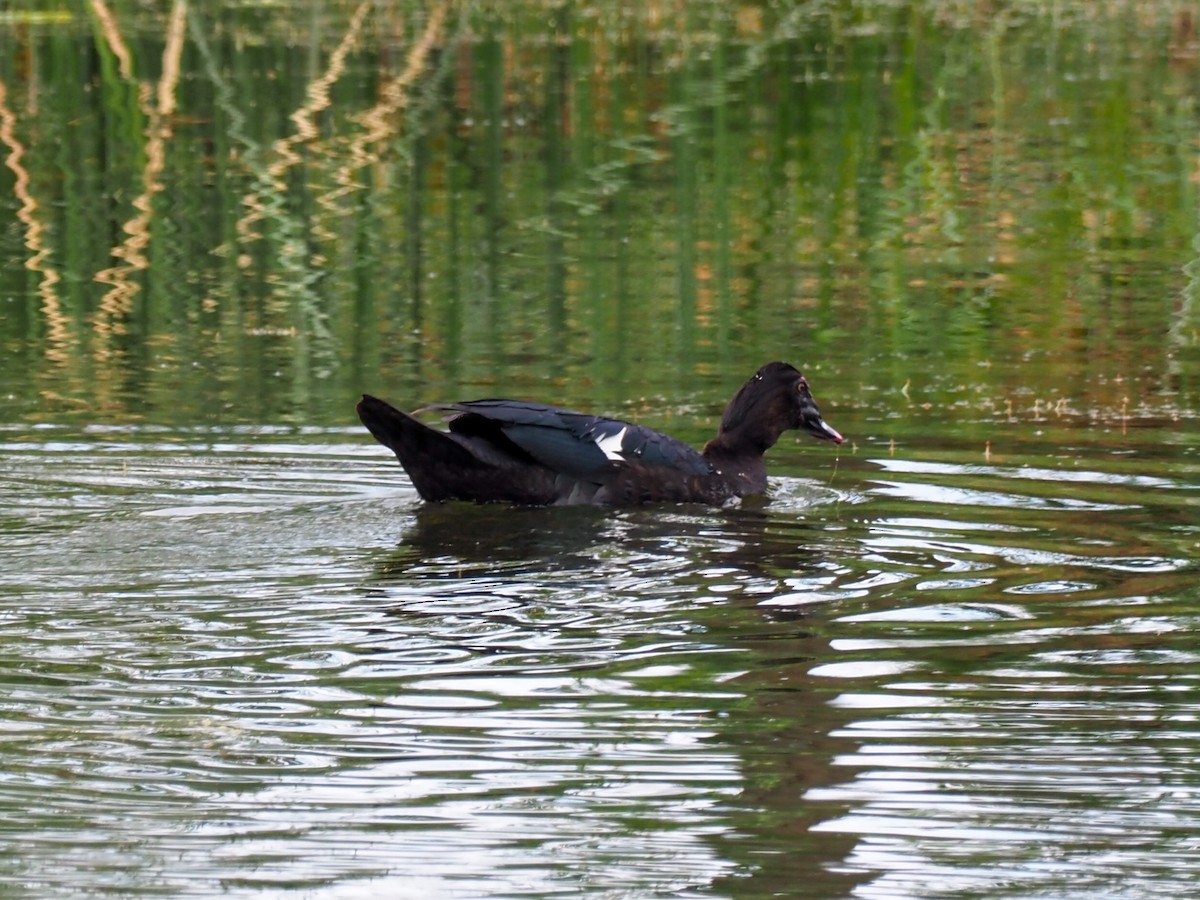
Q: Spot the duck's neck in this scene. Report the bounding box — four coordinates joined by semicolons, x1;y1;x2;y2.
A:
703;414;788;458
701;431;769;493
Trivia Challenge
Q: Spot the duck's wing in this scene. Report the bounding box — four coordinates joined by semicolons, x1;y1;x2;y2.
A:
430;400;713;481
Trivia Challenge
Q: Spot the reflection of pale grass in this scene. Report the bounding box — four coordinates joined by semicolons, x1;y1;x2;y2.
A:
220;0;450;364
90;0;187;362
237;1;372;257
318;3;451;260
0;79;69;363
234;1;451;262
337;3;450;186
87;0;133;79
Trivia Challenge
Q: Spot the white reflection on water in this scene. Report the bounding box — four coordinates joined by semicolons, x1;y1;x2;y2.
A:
870;478;1132;511
872;457;1180;489
787;438;1200;898
808;685;1200;898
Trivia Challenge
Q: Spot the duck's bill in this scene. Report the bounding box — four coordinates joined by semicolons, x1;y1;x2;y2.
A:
806;415;844;444
803;413;844;444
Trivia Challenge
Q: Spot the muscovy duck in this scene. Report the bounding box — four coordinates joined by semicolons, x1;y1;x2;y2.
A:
357;361;843;506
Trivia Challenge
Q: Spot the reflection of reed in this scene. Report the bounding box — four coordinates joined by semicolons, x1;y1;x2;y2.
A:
282;2;371;150
238;0;372;258
87;0;134;79
216;0;451;384
228;3;376;383
235;3;451;261
321;1;451;233
0;79;69;363
185;9;257;262
90;0;187;361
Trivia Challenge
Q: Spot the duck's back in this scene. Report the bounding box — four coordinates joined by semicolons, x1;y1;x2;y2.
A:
440;399;713;483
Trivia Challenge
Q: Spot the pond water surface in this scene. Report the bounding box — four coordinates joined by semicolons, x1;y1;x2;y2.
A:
3;2;1200;898
5;413;1200;897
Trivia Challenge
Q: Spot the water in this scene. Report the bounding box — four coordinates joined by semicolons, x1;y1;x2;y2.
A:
4;411;1199;897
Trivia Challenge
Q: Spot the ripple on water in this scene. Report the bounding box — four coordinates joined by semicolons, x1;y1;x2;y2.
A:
1;434;758;895
5;427;1200;897
769;431;1200;895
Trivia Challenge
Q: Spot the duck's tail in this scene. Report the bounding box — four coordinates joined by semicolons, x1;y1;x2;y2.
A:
356;395;484;500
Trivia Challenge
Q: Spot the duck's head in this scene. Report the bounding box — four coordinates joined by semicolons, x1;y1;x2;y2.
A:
717;361;844;452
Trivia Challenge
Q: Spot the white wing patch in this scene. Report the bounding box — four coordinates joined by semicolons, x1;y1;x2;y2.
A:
594;426;628;461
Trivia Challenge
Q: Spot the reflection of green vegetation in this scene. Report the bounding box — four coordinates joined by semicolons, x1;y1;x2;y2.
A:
0;2;1195;427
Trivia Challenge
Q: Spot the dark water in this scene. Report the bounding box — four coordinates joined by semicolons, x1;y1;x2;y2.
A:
4;2;1200;897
